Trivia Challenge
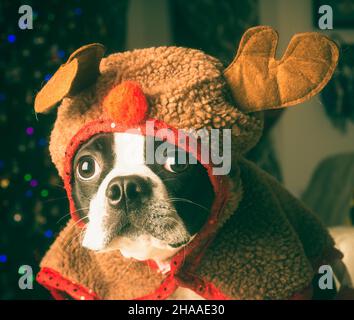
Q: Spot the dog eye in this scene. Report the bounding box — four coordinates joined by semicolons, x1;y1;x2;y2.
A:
163;153;189;173
76;156;100;181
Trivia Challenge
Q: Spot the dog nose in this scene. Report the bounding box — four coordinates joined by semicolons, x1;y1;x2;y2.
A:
106;175;151;207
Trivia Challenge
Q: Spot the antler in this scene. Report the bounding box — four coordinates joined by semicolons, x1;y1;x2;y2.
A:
34;43;105;113
224;26;339;113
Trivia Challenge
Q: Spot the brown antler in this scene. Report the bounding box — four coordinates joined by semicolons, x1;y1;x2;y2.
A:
224;26;339;113
34;43;105;113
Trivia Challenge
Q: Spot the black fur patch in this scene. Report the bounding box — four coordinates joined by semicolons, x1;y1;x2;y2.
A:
72;133;114;221
147;140;214;236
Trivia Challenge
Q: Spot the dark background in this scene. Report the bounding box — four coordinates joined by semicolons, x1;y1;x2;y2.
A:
0;0;353;299
0;0;129;299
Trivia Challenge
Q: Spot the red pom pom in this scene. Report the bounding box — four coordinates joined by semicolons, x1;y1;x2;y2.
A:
102;81;148;126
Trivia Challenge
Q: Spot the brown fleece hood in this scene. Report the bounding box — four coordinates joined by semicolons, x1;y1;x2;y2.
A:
34;26;342;299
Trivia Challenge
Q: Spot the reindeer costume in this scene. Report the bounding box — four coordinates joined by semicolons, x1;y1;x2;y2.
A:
34;26;347;299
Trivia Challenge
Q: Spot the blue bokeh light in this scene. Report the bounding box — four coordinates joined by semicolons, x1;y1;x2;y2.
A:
57;50;65;59
44;230;54;238
7;34;16;43
73;8;82;16
25;190;33;198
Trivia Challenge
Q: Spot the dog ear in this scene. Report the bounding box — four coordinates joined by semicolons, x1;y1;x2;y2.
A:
34;43;106;113
224;26;339;113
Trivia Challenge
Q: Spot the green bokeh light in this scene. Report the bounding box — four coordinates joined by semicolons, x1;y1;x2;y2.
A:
40;189;49;198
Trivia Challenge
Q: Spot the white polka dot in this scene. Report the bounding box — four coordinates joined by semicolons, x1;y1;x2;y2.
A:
111;122;116;129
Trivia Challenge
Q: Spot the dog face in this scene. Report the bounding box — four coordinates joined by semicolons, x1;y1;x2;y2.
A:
72;132;214;262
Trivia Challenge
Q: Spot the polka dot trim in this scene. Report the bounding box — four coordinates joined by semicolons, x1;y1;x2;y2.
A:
37;267;99;300
135;274;178;300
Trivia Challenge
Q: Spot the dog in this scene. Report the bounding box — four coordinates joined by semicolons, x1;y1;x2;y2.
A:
73;132;214;273
72;131;216;299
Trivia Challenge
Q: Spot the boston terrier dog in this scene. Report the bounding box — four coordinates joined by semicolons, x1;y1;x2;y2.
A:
72;132;214;275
